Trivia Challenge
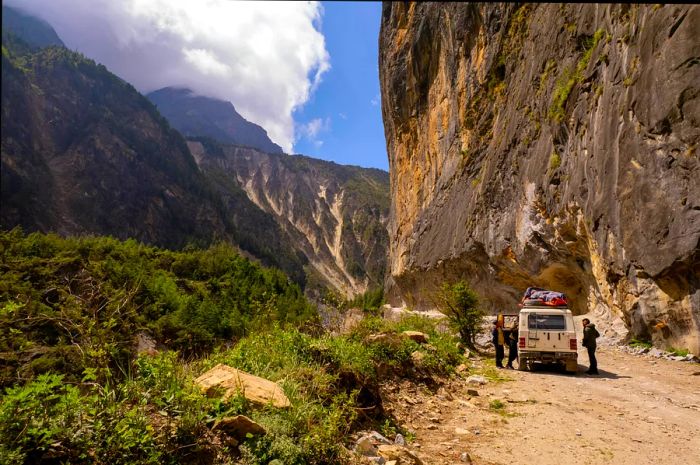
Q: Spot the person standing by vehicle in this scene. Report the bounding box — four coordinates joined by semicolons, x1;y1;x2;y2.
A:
506;324;518;369
582;318;600;375
492;320;505;368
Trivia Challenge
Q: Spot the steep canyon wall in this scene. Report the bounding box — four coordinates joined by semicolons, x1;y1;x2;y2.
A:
379;3;699;352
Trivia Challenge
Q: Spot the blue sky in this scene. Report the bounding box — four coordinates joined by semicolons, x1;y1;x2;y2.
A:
293;2;387;171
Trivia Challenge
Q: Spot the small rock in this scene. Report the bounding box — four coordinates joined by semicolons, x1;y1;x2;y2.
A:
366;333;394;344
369;431;393;445
355;436;378;456
464;348;471;358
460;452;473;463
576;430;582;436
672;355;686;361
386;461;398;465
403;331;429;344
394;433;406;446
454;427;470;436
427;424;438;430
211;415;266;440
467;389;479;396
649;348;663;358
466;375;487;386
366;457;385;465
377;444;424;465
685;354;698;362
411;350;426;366
473;429;480;435
456;364;469;374
135;332;159;356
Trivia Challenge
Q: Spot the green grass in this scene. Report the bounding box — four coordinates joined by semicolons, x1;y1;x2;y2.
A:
668;347;689;357
548;29;606;123
489;399;505;410
488;398;518;418
629;338;652;349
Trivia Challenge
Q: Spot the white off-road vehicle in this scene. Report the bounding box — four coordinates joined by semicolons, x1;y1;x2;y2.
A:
517;306;578;373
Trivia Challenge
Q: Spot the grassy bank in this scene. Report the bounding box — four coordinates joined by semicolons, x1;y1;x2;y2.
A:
0;230;464;464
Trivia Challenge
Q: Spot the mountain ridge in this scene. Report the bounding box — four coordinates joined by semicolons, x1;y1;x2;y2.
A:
2;5;64;48
189;139;389;297
147;87;284;155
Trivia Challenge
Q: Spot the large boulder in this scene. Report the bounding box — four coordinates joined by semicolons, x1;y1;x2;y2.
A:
195;364;291;408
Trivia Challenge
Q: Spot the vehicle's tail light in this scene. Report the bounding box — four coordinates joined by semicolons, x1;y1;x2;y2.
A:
570;338;577;350
519;337;525;348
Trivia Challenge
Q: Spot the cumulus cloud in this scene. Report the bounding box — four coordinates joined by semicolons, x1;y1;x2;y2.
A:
6;0;330;153
298;117;330;149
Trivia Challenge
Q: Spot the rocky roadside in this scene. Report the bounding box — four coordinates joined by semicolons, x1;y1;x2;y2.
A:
349;345;700;465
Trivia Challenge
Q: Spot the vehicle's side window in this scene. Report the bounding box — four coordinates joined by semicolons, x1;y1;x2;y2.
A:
528;314;566;330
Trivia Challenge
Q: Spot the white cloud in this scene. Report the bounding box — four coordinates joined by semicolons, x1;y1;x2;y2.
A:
183;48;230;77
370;93;380;106
297;117;330;149
7;0;330;153
338;112;347;120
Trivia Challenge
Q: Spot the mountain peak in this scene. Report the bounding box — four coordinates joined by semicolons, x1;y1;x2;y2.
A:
2;5;65;48
147;87;283;154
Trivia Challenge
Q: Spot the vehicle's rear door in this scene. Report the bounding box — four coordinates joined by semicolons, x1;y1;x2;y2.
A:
527;313;568;351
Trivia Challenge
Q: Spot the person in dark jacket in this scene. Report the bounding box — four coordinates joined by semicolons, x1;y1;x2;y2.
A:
506;325;518;369
492;320;505;368
582;318;600;375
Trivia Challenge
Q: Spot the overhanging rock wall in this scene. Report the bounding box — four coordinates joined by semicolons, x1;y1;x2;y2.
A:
379;3;699;352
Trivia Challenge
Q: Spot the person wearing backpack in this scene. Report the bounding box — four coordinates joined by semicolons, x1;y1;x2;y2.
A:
582;318;600;375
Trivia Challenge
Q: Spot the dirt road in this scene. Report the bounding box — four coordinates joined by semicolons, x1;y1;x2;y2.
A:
382;346;700;465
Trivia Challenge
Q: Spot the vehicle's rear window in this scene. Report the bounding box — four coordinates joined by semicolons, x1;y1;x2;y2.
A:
528;314;566;330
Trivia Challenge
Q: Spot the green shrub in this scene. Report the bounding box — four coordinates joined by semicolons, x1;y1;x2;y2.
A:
549;152;561;170
434;281;484;349
0;373;162;464
489;399;505;410
0;229;317;386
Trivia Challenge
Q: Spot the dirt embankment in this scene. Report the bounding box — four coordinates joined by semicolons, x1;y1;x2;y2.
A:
381;347;700;465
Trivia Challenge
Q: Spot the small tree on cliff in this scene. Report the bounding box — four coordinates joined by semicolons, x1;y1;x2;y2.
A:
436;281;484;350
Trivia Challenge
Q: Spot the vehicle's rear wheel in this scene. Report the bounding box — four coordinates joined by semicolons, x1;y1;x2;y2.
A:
517;355;527;371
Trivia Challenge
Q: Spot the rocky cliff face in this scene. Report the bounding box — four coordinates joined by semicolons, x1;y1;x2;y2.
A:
380;4;699;353
190;140;390;297
148;87;283;155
